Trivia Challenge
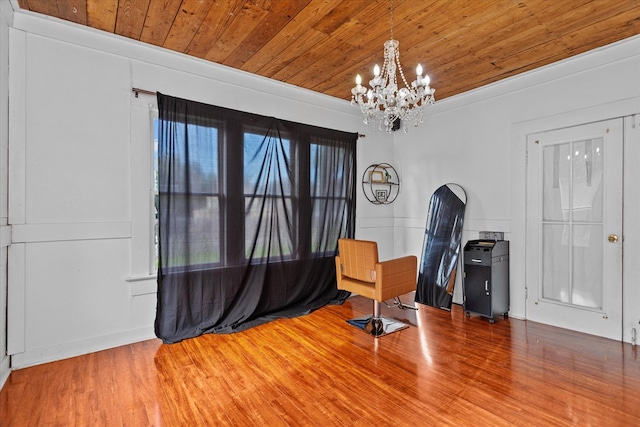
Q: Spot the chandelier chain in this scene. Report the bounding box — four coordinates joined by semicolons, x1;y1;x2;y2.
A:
389;0;394;40
389;0;409;88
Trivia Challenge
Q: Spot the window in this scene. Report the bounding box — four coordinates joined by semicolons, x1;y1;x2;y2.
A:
157;121;354;271
310;139;351;254
155;117;222;270
243;129;294;260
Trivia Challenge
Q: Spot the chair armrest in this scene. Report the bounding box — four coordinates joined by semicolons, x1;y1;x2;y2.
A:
335;255;343;289
374;255;418;301
376;256;417;278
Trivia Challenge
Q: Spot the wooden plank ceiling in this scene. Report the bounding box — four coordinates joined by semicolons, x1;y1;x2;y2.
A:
16;0;640;101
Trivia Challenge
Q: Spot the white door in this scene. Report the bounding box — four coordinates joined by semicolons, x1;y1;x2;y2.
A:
526;119;623;340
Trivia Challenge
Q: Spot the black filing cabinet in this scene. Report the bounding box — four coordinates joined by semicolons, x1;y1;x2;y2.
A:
463;240;509;323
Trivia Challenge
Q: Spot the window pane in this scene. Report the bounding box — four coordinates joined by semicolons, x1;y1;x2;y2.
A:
542;143;570;222
245;197;293;259
572;138;603;223
542;223;570;303
310;142;347;197
186;124;218;193
160;195;220;268
159;122;218;193
572;224;603;309
244;132;291;195
311;197;346;252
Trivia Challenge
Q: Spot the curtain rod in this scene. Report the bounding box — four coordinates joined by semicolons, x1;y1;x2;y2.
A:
132;87;156;98
131;87;365;138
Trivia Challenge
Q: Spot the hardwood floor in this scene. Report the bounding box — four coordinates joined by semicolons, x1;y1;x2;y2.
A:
2;294;639;426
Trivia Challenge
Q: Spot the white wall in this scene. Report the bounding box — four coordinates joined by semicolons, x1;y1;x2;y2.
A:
6;11;381;369
5;8;639;372
355;129;397;260
0;0;12;388
393;35;640;341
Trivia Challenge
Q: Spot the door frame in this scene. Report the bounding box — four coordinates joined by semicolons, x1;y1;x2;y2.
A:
510;98;640;343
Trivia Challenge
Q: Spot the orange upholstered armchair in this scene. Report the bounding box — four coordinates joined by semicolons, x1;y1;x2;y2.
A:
335;238;417;336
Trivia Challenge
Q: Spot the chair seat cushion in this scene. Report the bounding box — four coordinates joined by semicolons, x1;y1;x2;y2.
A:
338;277;376;299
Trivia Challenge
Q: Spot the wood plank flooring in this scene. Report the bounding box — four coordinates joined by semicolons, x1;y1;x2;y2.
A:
2;294;640;426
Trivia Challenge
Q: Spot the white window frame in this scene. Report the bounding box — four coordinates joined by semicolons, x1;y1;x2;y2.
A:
127;95;158;284
151;113;159;274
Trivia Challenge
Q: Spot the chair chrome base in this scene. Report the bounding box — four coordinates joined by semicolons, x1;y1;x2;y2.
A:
346;300;410;337
346;315;409;337
371;317;384;336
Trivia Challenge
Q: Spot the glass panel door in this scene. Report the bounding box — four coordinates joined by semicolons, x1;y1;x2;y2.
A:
526;119;622;340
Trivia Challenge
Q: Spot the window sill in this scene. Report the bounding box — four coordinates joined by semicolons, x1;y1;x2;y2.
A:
126;274;157;282
126;275;157;296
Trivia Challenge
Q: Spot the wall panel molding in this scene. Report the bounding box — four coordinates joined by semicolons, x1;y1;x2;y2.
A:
7;242;25;355
12;222;130;243
8;27;25;225
0;224;10;247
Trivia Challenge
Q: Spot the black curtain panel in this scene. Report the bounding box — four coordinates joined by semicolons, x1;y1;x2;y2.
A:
415;184;466;310
155;93;357;343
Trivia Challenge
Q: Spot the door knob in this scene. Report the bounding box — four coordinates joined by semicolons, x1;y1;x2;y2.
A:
608;234;619;243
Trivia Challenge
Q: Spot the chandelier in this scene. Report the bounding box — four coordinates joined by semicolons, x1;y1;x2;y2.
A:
351;0;435;133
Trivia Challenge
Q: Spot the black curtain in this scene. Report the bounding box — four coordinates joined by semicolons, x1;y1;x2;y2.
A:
154;93;357;343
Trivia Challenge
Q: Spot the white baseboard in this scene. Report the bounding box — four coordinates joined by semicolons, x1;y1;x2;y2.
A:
10;326;156;369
